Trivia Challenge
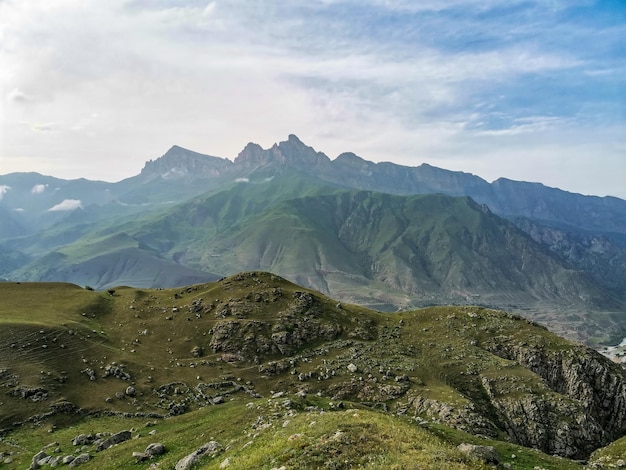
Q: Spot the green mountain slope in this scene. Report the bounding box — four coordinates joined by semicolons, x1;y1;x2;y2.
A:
12;233;220;289
13;179;623;343
0;274;624;468
198;191;619;328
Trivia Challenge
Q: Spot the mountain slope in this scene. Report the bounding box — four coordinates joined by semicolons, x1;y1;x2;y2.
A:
12;233;220;289
13;178;622;342
2;135;626;347
1;274;625;468
202;191;617;314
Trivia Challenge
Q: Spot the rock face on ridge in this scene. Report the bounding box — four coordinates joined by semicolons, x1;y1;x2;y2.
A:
140;145;233;181
483;336;626;457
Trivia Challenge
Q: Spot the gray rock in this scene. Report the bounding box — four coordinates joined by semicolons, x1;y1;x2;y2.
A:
133;451;149;462
68;453;91;468
62;455;75;464
96;430;132;451
457;443;499;465
175;441;221;470
29;450;47;470
347;363;358;373
125;386;136;396
145;442;166;456
72;433;94;446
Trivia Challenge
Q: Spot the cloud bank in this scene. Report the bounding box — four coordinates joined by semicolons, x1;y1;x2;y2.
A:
0;0;624;198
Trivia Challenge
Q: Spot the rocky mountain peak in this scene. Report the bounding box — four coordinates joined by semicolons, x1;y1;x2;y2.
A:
233;142;268;166
141;145;231;180
276;134;331;167
234;135;330;168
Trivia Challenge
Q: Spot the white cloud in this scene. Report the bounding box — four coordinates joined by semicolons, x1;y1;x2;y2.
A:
235;177;249;183
31;183;48;194
0;185;10;200
48;199;82;211
0;0;623;198
7;88;28;103
13;208;25;212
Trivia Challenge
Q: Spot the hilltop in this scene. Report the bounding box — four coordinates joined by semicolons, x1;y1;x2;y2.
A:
1;274;626;468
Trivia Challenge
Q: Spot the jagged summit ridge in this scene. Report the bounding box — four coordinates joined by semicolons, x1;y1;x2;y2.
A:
234;134;331;168
140;145;232;180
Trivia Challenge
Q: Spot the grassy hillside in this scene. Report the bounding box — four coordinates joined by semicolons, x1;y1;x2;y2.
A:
9;178;625;345
1;273;625;468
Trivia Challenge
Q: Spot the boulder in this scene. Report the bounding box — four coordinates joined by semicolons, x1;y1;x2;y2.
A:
457;443;499;465
68;453;91;468
175;441;221;470
96;430;132;451
72;434;94;446
145;443;166;457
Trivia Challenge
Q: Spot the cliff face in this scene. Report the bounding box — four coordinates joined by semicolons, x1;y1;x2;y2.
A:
482;336;626;458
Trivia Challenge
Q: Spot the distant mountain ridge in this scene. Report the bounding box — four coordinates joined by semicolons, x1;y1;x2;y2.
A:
1;135;625;344
3;134;625;236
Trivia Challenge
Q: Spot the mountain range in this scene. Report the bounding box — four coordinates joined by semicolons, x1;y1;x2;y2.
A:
1;135;625;345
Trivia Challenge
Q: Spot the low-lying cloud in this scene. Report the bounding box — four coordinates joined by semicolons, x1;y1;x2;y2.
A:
48;199;82;212
0;186;10;200
31;184;48;194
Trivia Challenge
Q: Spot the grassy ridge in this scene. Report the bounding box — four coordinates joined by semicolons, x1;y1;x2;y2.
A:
0;396;582;469
10;172;624;344
0;274;624;468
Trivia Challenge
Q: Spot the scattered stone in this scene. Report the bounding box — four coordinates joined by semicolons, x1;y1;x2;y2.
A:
68;453;91;468
125;386;136;396
145;443;166;457
175;441;221;470
133;451;149;462
62;455;75;464
220;457;230;468
29;450;48;470
96;430;132;451
103;364;131;381
457;443;499;465
347;363;358;373
72;434;94;446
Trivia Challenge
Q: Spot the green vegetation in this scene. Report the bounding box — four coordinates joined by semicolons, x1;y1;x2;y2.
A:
9;171;625;346
0;273;624;468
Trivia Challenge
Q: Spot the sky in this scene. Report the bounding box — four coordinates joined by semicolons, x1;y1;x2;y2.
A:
1;0;625;198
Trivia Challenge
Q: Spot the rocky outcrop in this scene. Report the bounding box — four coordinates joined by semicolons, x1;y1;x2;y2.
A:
481;380;605;458
406;395;501;438
483;337;626;458
209;291;343;360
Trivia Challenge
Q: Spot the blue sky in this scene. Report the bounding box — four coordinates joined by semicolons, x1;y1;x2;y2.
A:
1;0;624;197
